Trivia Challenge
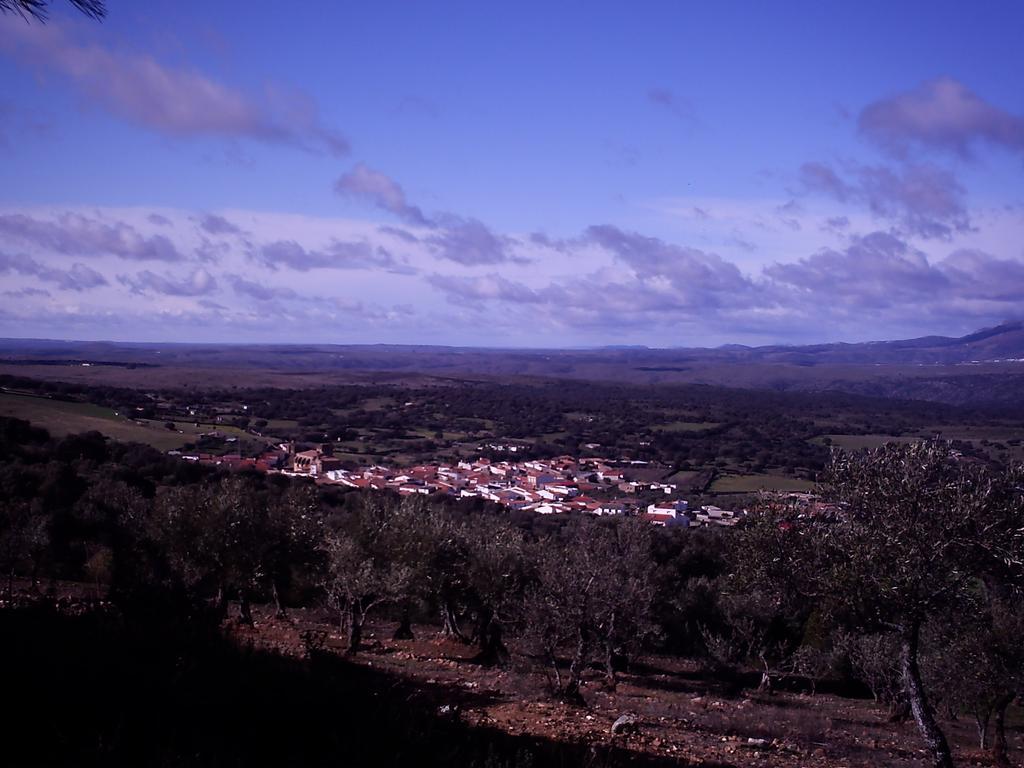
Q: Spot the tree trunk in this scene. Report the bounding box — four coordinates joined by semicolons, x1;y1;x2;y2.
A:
975;711;990;750
393;607;414;640
474;606;493;652
475;609;508;666
900;623;954;768
546;649;563;693
440;600;466;641
604;639;618;691
271;581;287;620
347;603;363;655
603;611;618;690
991;691;1015;767
238;589;254;626
563;626;589;704
757;655;774;694
214;584;229;622
888;696;911;723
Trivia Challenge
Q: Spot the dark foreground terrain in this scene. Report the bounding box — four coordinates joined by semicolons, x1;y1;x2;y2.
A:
4;594;1021;768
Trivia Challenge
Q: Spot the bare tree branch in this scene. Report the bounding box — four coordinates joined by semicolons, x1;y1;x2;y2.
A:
0;0;106;23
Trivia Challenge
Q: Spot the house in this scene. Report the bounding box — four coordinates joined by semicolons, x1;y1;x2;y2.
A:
694;505;740;527
532;502;569;515
291;444;342;476
525;472;557;488
593;499;634;516
646;499;689;516
645;510;690;528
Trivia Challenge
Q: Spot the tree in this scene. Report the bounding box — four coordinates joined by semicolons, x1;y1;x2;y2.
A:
924;589;1024;764
833;629;903;709
261;482;325;619
0;497;49;596
455;512;528;665
738;443;1021;768
984;591;1024;767
700;587;806;694
147;476;314;625
590;517;658;690
0;0;105;22
319;496;417;654
522;517;656;702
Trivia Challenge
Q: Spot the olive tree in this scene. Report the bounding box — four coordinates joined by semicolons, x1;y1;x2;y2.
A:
455;513;528;665
149;476;321;624
523;516;656;702
319;495;419;654
924;590;1024;764
0;497;49;596
738;443;1022;768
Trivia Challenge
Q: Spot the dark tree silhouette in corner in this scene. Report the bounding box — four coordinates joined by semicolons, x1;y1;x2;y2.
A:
0;0;105;22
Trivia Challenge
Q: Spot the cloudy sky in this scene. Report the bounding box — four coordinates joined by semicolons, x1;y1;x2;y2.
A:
1;1;1022;347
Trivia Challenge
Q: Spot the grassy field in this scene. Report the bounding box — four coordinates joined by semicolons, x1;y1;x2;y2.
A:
352;396;397;412
812;434;921;451
810;429;1024;466
0;392;189;451
262;418;300;433
921;425;1024;441
665;470;705;487
0;392;267;452
919;425;1024;463
408;427;474;441
710;473;816;493
654;421;721;432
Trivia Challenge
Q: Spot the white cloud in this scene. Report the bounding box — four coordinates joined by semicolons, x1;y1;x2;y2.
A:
0;202;1021;346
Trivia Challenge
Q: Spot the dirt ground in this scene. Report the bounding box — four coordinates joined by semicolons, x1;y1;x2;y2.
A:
227;606;1024;768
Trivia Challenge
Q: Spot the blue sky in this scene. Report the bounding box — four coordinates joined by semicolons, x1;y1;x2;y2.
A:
1;0;1023;347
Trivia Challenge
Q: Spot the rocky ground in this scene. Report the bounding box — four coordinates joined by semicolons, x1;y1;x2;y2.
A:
228;607;1024;768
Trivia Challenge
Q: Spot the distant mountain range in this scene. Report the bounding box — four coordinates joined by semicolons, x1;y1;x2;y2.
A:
702;321;1024;366
1;322;1023;408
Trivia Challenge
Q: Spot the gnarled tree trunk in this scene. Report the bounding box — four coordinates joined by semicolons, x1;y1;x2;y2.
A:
975;711;991;750
474;606;509;666
603;639;618;691
603;611;618;690
213;583;229;622
900;622;954;768
546;648;563;693
991;691;1015;767
238;589;254;626
347;602;364;655
757;654;774;694
392;606;414;640
440;600;467;642
563;626;589;704
271;581;287;620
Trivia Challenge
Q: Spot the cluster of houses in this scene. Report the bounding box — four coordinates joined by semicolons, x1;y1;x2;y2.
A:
262;444;744;528
169;443;744;528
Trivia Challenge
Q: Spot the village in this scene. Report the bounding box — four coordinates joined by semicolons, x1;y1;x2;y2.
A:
173;441;746;528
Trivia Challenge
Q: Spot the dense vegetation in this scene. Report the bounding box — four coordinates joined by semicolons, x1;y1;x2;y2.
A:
1;415;1022;766
5;372;1022;480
